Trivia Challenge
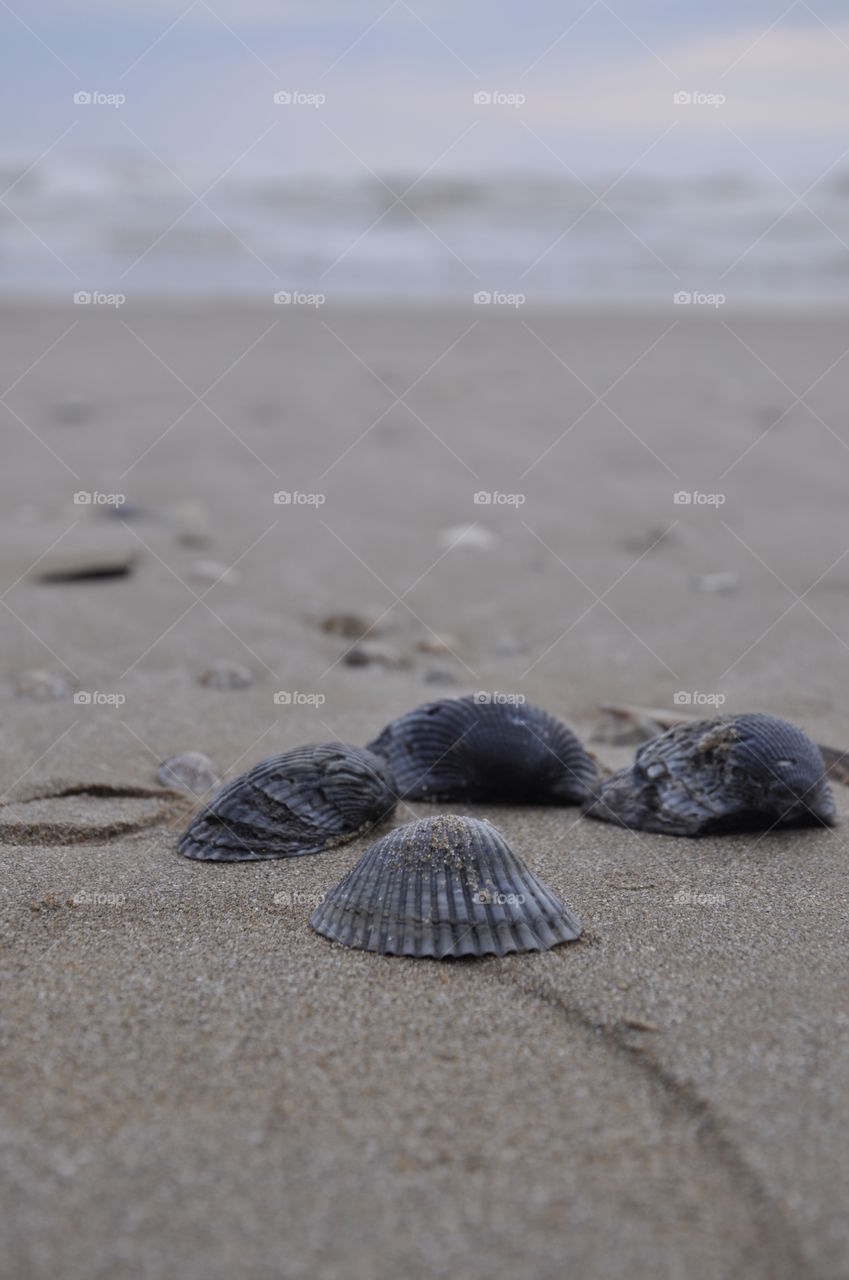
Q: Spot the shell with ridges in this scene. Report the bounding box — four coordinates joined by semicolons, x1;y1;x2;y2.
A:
366;696;596;804
583;713;836;835
310;814;582;958
176;743;397;861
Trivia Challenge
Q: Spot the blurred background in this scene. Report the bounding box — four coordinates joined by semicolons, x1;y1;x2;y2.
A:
2;0;849;304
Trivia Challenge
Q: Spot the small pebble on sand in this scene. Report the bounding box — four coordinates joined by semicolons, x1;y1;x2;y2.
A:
416;634;459;655
423;667;459;686
694;571;740;595
189;560;240;586
344;642;409;670
157;752;220;796
321;612;383;639
198;661;255;690
438;524;500;551
15;669;72;700
173;500;211;547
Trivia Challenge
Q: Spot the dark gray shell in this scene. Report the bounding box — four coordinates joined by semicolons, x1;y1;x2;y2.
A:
176;743;397;861
583;713;836;836
310;814;582;958
366;696;597;804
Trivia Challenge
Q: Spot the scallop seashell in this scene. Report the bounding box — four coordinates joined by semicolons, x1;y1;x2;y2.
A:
366;695;597;804
177;743;397;861
583;713;836;836
310;814;582;958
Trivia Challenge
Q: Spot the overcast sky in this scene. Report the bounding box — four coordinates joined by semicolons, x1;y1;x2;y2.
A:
3;1;849;179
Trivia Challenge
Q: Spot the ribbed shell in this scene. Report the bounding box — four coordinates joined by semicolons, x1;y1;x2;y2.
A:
584;713;836;836
176;743;397;861
310;814;582;958
366;696;597;804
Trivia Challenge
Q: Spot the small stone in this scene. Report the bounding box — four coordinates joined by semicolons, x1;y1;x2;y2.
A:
15;669;71;700
492;636;528;657
321;612;382;639
198;661;254;690
423;667;459;686
344;642;409;670
622;525;677;555
416;634;459;656
157;752;220;796
52;402;92;425
189;560;240;586
438;524;500;551
173;500;211;547
694;571;740;595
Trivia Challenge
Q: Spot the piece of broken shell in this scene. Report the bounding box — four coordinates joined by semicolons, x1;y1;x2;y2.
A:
36;553;138;583
583;713;836;835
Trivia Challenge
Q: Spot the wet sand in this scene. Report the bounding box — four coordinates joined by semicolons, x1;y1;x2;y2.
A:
2;304;849;1279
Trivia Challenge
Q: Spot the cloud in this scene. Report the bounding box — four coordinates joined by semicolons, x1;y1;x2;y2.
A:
518;21;849;133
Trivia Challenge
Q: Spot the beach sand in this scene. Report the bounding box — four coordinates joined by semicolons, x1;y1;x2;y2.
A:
2;304;848;1279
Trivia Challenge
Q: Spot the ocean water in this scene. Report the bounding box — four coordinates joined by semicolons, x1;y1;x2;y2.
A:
2;155;848;305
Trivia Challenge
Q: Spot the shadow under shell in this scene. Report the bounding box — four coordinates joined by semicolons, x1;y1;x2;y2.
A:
176;743;397;861
310;814;582;958
583;713;836;836
366;696;597;804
